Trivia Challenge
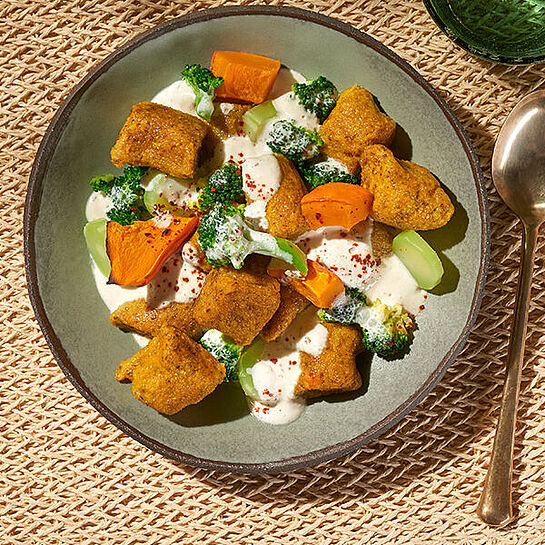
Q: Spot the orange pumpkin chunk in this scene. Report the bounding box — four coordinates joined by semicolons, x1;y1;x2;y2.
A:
107;216;198;287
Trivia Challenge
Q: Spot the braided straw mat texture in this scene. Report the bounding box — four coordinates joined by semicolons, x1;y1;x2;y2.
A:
2;0;545;543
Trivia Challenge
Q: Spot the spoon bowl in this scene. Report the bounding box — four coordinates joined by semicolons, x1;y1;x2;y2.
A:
492;90;545;225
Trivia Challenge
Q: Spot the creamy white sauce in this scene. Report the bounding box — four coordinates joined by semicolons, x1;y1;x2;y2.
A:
146;247;206;308
143;170;203;214
268;67;306;99
86;191;112;222
366;254;425;315
151;80;197;116
297;223;379;291
268;92;320;132
249;308;327;425
241;155;281;230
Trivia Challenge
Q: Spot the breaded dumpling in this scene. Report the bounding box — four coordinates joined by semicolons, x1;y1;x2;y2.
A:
260;284;310;342
208;102;251;140
360;144;454;230
265;155;309;240
320;86;396;173
371;221;394;259
117;326;225;415
110;299;204;340
194;266;281;346
111;101;209;178
294;322;363;398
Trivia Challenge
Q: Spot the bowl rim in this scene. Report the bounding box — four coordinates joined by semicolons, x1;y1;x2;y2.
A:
24;5;490;474
423;0;545;65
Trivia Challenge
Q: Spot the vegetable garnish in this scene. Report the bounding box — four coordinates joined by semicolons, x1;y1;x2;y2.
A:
243;101;277;142
199;329;242;382
266;120;323;165
198;203;308;274
181;64;224;121
106;215;198;287
198;163;244;212
83;218;111;277
267;258;345;309
392;230;444;290
291;76;339;123
211;51;281;103
89;166;151;226
300;161;359;190
300;182;373;230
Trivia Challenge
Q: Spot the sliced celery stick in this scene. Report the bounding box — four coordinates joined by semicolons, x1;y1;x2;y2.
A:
392;231;444;290
243;101;277;142
275;238;308;275
238;337;265;400
83;218;110;277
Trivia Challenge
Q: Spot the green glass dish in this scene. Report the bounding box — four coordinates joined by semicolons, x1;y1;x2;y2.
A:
424;0;545;64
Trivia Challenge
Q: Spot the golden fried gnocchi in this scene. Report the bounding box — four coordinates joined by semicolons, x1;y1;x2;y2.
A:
371;222;394;259
265;155;309;239
110;299;204;340
118;326;225;415
260;284;310;342
294;322;363;398
320;86;396;173
360;144;454;230
208;101;251;140
110;101;209;178
194;266;281;346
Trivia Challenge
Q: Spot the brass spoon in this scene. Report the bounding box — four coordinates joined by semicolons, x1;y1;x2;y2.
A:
477;90;545;527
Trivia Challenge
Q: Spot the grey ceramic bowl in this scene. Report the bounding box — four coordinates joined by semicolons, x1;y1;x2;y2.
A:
25;6;489;473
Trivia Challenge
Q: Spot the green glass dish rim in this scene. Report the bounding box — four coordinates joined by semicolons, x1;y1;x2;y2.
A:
424;0;545;65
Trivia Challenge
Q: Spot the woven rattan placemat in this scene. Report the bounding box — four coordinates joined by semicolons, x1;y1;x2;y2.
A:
2;1;545;543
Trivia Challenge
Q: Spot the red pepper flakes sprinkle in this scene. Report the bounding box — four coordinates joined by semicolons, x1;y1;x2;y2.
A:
419;305;425;311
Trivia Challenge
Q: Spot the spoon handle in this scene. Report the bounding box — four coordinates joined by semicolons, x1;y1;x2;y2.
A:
477;223;539;527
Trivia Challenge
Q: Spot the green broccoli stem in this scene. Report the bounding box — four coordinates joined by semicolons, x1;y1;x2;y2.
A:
244;228;308;275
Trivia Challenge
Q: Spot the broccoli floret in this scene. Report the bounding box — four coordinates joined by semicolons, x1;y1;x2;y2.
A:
358;300;414;358
199;329;242;382
266;120;323;165
292;76;338;123
198;163;244;212
318;287;367;324
89;166;151;226
182;64;224;121
198;203;307;272
301;161;359;190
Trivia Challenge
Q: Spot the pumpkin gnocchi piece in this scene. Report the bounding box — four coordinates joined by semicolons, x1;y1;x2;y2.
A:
320;86;396;173
294;322;363;398
360;144;454;230
117;326;225;415
111;101;210;179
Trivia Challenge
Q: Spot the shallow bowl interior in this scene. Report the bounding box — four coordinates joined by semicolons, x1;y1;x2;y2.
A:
26;7;488;473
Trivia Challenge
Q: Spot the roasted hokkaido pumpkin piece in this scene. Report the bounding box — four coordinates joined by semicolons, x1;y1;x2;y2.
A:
360;144;454;230
320;86;396;173
300;182;373;230
211;51;281;103
110;299;204;343
267;259;345;309
117;326;225;415
110;101;209;178
107;216;198;287
265;155;309;239
294;322;363;398
260;284;310;342
194;265;280;346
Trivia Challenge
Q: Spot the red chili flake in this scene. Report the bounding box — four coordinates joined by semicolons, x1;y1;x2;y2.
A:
419;305;425;311
271;358;278;364
174;286;179;292
424;294;428;299
182;277;189;283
